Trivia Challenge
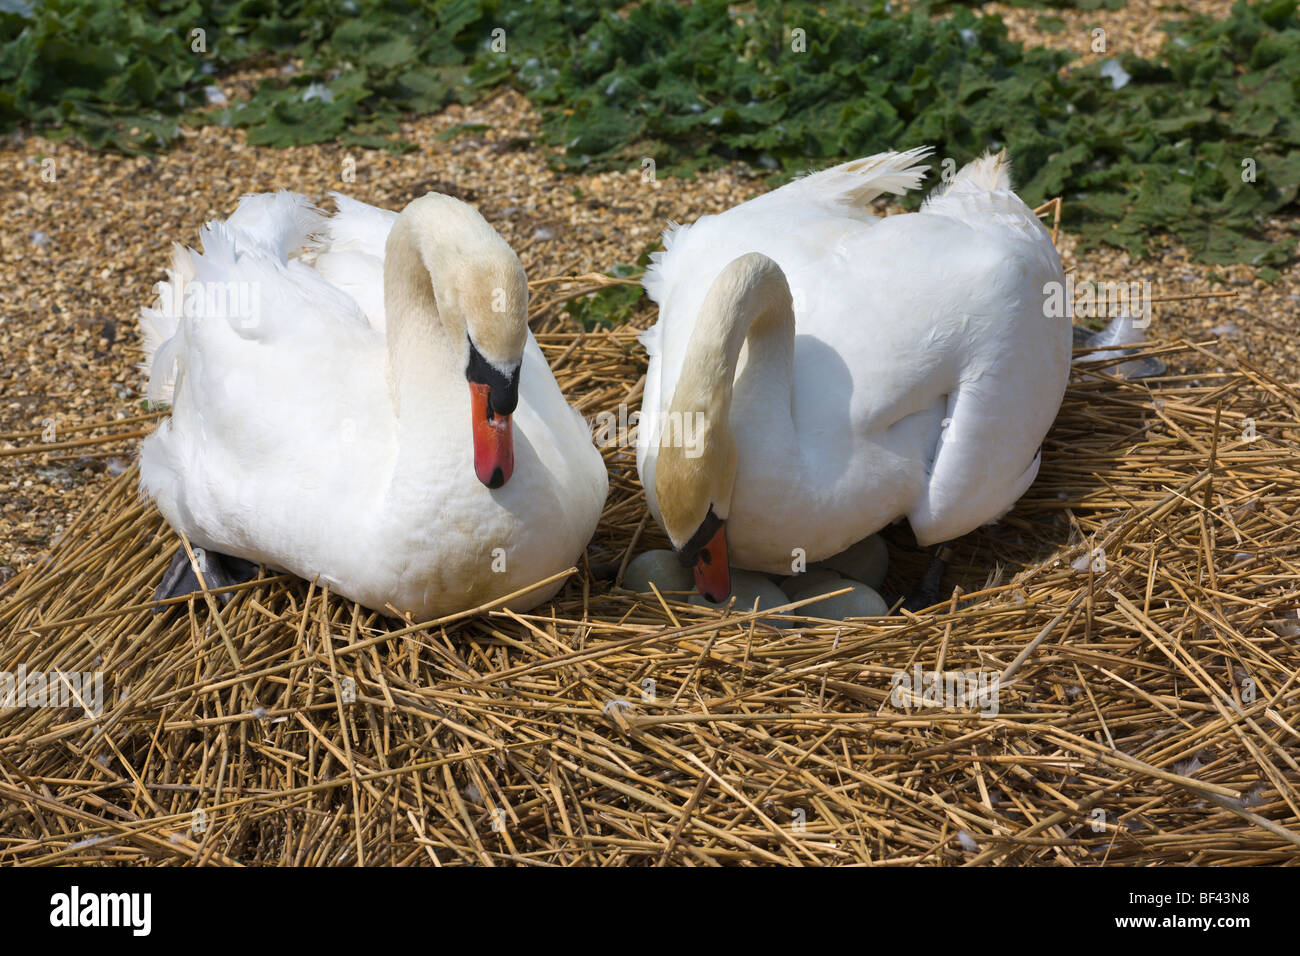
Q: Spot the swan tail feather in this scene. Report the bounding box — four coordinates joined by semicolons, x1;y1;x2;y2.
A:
642;219;685;307
920;149;1041;224
224;190;324;261
140;192;333;407
790;146;934;208
146;333;183;408
319;192;400;256
138;241;198;406
643;150;930;306
958;148;1011;192
923;149;1012;203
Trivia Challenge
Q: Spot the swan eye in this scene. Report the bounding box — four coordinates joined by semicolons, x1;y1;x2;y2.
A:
682;511;730;603
465;336;520;418
676;505;724;567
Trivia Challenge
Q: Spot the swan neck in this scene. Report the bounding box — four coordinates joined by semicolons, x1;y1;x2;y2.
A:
675;258;795;418
382;216;461;413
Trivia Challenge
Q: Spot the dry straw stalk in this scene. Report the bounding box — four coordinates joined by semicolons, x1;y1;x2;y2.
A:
1;251;1297;866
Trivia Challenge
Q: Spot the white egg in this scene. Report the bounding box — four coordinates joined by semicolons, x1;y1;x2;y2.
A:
816;534;888;590
623;550;693;593
789;577;890;620
778;567;842;598
689;569;790;625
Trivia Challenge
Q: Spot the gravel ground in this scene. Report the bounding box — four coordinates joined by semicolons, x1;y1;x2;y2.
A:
2;0;1296;580
972;0;1234;63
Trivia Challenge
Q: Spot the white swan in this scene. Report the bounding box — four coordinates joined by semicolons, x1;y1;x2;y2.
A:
139;191;607;619
636;148;1070;601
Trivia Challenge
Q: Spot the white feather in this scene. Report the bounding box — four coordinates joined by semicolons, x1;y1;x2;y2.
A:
637;149;1070;569
138;192;608;618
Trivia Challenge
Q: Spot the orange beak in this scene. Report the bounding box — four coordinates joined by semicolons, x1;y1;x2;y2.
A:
692;522;730;603
469;382;513;489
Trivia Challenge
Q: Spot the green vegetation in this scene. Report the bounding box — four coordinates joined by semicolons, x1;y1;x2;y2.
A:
2;0;1298;263
934;0;1126;9
565;266;648;332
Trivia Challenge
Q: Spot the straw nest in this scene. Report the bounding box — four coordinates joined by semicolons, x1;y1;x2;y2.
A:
2;265;1299;866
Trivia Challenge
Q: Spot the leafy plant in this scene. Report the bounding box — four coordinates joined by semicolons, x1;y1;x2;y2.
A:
0;0;202;151
565;266;648;331
508;0;1299;263
1;0;1297;263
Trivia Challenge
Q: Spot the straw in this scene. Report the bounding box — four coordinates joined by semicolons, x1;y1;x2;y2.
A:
1;260;1298;866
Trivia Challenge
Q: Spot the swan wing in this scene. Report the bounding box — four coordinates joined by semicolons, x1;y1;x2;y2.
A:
139;193;392;568
309;192;400;331
638;148;934;507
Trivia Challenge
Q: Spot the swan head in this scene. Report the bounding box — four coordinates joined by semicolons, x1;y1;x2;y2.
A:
654;253;792;602
447;257;527;489
465;337;520;488
390;193;528;488
656;382;738;604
